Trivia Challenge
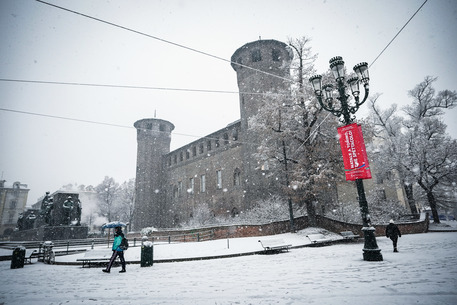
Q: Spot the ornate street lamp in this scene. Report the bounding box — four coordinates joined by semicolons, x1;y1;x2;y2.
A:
309;56;383;261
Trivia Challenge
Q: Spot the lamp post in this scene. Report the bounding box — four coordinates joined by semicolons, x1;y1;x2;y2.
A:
309;56;383;261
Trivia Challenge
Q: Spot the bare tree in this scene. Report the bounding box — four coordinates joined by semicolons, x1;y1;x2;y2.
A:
368;95;419;215
95;176;120;222
369;76;457;223
118;178;135;230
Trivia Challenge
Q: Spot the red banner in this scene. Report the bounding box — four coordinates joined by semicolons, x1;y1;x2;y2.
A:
337;123;372;181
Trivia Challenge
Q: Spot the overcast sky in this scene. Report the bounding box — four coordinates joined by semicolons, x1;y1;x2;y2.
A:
1;0;456;206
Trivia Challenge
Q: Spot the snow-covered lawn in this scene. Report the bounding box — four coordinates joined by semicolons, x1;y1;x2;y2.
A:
0;228;456;304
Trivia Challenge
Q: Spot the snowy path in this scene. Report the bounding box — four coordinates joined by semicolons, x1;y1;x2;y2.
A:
0;231;456;304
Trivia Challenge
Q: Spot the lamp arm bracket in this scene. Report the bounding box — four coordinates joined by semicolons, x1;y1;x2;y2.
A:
316;95;337;114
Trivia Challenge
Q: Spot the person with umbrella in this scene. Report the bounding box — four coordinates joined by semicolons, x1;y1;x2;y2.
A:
102;224;126;273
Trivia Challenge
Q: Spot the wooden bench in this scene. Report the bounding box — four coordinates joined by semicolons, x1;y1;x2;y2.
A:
258;239;292;254
306;234;331;246
340;231;359;241
76;250;114;268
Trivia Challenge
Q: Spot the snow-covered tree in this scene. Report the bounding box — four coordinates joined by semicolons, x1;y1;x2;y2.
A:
368;95;419;215
117;178;135;230
369;76;457;223
95;176;120;222
249;37;341;228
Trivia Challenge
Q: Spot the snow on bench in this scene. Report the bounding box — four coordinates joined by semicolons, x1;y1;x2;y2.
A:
25;250;38;264
340;231;359;240
76;250;113;268
306;234;331;246
258;239;292;254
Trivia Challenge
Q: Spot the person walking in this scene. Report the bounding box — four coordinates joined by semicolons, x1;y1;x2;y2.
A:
386;219;402;252
102;226;126;273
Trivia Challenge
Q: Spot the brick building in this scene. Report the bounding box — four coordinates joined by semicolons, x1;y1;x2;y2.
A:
133;40;292;230
132;39;408;230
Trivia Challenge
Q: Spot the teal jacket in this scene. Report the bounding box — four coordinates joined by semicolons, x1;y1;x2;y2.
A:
112;232;124;251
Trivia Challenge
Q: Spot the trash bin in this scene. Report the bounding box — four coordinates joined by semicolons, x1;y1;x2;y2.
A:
141;241;153;267
11;246;26;269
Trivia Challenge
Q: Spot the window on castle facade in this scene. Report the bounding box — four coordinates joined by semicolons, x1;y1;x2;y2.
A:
180;151;183;161
174;155;177;164
233;169;241;187
223;133;229;145
9;200;17;209
272;49;280;61
251;49;261;62
178;181;183;197
192;146;197;157
189;177;194;194
200;175;206;192
146;123;153;130
232;129;238;141
376;190;387;200
173;186;178;199
199;143;204;154
159;124;165;131
237;57;243;69
207;140;212;151
216;170;222;189
215;138;220;148
168;156;172;166
186;149;190;159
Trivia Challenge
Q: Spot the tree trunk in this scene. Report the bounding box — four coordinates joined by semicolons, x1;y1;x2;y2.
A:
426;190;440;224
305;194;317;227
403;183;419;217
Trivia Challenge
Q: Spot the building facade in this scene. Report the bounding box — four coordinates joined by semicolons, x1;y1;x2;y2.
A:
0;180;29;236
132;39;408;230
133;40;292;230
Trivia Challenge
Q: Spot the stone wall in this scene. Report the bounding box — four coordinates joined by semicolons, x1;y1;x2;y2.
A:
133;215;429;241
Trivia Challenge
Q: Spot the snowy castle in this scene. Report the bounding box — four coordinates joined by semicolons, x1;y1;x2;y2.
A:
132;39;407;230
132;39;298;230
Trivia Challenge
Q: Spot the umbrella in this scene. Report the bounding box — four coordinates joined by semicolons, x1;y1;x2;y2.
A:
101;221;127;229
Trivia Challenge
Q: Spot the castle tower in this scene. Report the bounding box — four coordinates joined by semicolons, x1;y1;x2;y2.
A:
133;118;174;230
231;39;293;204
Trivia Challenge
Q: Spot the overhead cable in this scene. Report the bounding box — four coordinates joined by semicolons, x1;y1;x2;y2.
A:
35;0;295;85
0;107;259;146
369;0;428;68
0;78;292;97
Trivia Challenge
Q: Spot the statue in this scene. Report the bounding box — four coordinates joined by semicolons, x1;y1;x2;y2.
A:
40;192;54;225
16;213;24;231
71;198;82;226
24;212;37;230
63;196;73;225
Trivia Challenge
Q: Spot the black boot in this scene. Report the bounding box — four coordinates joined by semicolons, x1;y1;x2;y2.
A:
102;269;110;273
119;269;126;273
394;248;398;252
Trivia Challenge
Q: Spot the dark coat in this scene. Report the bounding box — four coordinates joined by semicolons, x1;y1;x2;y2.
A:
386;223;401;240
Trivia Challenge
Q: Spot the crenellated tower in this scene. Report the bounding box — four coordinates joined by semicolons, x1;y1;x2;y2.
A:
133;118;174;230
231;39;293;204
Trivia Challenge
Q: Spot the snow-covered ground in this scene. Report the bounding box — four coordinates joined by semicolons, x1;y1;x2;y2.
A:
0;227;456;305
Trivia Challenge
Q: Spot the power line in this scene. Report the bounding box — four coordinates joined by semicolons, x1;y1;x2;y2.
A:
0;107;254;146
35;0;296;85
0;78;239;95
369;0;428;68
33;0;429;86
0;78;292;98
0;107;132;129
